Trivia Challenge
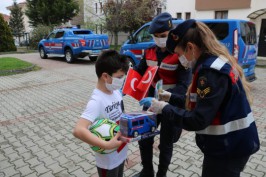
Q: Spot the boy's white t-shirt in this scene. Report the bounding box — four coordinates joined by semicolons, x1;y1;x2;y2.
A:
81;88;128;170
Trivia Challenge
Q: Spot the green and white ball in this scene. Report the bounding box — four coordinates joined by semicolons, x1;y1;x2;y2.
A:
89;118;120;154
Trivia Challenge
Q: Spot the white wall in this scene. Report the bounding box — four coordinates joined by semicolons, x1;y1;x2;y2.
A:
166;0;266;36
252;14;266;36
250;0;266;35
21;5;31;33
167;0;196;19
195;11;213;19
251;0;266;11
166;0;266;20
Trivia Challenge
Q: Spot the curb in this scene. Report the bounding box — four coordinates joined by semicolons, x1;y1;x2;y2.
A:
257;57;266;67
0;64;37;75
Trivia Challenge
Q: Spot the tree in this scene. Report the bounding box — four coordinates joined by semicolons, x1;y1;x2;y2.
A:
102;0;123;48
121;0;161;36
103;0;162;48
25;0;80;27
0;14;16;52
9;1;25;44
83;2;105;33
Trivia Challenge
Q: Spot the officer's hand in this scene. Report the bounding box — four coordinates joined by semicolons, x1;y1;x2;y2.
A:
159;90;171;102
139;97;153;107
148;98;168;114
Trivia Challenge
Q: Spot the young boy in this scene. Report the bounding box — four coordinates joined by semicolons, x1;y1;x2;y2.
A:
73;49;129;177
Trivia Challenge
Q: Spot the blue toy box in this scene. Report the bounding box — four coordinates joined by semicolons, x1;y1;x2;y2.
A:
119;111;159;142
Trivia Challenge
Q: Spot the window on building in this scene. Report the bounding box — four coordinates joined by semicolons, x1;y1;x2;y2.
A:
100;2;103;13
95;3;98;13
157;8;162;15
215;11;228;19
185;12;191;20
176;13;182;19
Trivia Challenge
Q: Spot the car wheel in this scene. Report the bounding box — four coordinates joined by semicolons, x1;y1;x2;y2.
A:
65;49;75;63
90;56;97;62
39;47;47;59
133;131;139;138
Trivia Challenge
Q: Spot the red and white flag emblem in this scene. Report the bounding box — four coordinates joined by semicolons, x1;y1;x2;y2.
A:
122;66;158;101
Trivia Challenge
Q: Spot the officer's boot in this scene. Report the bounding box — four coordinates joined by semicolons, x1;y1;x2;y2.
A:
156;143;174;177
133;167;154;177
156;164;168;177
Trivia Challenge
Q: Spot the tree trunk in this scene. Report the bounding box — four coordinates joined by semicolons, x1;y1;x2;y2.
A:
114;31;118;50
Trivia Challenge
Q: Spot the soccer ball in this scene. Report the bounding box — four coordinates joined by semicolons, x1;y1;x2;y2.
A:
89;118;120;154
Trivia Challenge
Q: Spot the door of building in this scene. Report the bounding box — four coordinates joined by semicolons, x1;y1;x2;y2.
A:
258;19;266;57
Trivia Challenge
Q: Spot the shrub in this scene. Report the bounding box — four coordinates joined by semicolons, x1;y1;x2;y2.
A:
29;25;53;50
0;14;16;52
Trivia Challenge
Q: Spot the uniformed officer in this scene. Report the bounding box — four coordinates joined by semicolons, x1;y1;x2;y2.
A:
133;13;192;177
148;19;260;177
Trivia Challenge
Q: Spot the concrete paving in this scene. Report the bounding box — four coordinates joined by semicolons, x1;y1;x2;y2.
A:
0;53;266;177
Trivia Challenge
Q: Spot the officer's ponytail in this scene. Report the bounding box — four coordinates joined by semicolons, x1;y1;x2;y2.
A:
184;22;253;106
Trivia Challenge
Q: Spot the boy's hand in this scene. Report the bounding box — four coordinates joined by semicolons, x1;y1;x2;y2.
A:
148;98;168;114
103;132;123;150
139;97;153;107
159;90;171;102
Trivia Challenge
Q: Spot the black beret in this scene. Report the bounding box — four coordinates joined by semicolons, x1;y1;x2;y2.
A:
166;19;196;53
148;12;173;34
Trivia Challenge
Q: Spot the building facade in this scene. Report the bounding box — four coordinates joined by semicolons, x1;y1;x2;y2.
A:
166;0;266;57
83;0;167;45
83;0;129;45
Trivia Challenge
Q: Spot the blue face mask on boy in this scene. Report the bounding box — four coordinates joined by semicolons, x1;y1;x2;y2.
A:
106;76;125;91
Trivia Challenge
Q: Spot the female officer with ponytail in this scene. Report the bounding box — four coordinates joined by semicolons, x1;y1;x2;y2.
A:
148;19;260;177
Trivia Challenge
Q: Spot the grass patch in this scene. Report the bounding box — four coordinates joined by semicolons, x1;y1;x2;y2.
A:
110;45;121;51
0;57;40;76
0;57;32;70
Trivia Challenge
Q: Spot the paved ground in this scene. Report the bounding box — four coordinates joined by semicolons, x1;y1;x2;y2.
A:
0;53;266;177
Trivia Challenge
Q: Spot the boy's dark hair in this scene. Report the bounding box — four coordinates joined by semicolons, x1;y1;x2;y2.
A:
95;49;129;78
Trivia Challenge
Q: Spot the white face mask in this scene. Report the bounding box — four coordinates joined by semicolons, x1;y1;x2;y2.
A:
153;36;167;48
179;54;196;68
106;76;125;91
179;46;197;68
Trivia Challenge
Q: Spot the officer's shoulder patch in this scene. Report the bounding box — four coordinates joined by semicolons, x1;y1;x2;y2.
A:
197;76;211;98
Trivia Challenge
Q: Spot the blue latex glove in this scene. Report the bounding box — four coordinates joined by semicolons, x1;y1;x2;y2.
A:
139;97;153;107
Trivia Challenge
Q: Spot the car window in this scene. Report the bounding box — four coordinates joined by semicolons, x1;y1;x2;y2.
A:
204;22;229;40
55;31;64;38
240;22;257;45
135;26;152;43
139;119;144;125
73;30;92;35
132;121;138;127
48;32;56;39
